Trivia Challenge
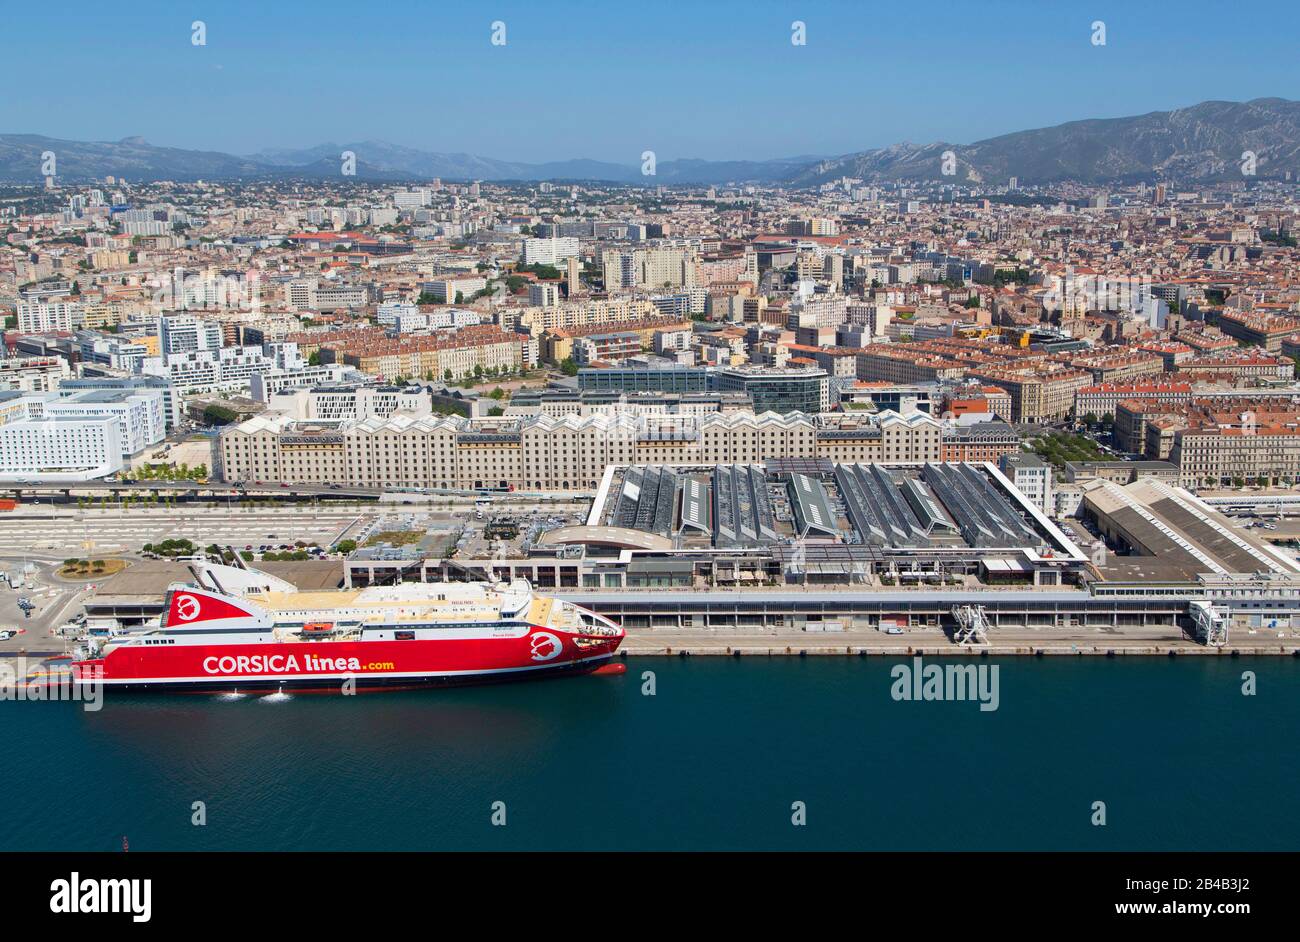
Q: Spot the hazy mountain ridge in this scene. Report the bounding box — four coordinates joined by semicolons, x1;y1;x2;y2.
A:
3;99;1299;186
790;98;1300;185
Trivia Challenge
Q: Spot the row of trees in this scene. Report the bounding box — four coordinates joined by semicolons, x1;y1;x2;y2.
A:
131;462;208;481
78;493;183;510
142;539;196;557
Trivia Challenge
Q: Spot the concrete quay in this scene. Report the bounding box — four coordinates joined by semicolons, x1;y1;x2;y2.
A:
618;627;1300;657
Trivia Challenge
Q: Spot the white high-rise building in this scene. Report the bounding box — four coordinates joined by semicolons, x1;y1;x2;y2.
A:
16;299;81;332
159;315;223;354
522;237;580;266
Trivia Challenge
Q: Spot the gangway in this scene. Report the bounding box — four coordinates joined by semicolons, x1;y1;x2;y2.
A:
951;603;991;645
1188;600;1228;647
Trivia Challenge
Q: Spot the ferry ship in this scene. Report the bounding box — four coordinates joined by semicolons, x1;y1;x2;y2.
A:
70;560;624;692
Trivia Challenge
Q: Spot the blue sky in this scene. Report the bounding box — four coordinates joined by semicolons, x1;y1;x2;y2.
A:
4;0;1298;164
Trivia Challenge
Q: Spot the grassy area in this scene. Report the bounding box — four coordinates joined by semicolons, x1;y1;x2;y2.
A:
1026;431;1115;470
59;558;128;579
364;530;426;548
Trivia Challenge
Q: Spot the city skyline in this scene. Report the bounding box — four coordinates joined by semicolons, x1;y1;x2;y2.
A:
5;0;1300;164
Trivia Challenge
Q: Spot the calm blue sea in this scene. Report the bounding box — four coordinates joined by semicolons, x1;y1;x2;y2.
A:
3;656;1297;851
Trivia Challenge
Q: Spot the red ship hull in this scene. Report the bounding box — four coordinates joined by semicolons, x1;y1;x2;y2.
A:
72;630;623;692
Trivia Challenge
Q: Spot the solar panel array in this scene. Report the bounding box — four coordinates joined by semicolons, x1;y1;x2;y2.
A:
921;463;1039;548
713;464;777;547
612;470;643;529
834;463;924;547
613;466;679;536
901;477;959;535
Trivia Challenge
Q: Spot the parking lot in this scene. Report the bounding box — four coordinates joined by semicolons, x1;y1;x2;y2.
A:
0;558;93;657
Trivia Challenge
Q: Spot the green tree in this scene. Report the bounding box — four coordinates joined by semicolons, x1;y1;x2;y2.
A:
559;357;578;376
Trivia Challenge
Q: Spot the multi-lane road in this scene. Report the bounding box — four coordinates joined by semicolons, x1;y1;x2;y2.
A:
0;496;590;556
0;505;368;555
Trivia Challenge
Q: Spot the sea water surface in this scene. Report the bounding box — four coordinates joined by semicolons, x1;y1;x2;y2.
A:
3;656;1297;851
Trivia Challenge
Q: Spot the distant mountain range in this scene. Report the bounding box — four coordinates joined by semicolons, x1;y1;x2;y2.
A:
3;98;1299;187
788;98;1300;186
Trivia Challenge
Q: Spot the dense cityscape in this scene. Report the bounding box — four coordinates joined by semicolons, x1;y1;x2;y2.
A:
1;163;1300;644
5;0;1300;915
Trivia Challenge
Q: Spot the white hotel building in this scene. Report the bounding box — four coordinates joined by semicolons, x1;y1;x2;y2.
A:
0;415;124;483
0;389;165;457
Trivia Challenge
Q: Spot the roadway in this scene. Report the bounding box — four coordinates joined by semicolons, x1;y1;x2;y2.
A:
0;505;367;554
0;557;95;657
3;480;596;503
0;497;589;557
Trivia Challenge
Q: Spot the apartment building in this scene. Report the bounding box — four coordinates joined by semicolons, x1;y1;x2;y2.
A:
266;384;436;421
516;297;660;335
159;315;224;354
1068;351;1164;384
1171;409;1300;486
16;299;80;332
528;282;560;307
856;348;967;385
970;368;1091;423
1074;381;1193;420
143;345;282;394
941;422;1021;463
0;356;70;392
521;237;580;266
1215;310;1300;352
423;276;487;304
540;316;688;365
249;364;354;400
320;325;522;381
999;453;1053;515
1176;351;1294;383
601;246;698;292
